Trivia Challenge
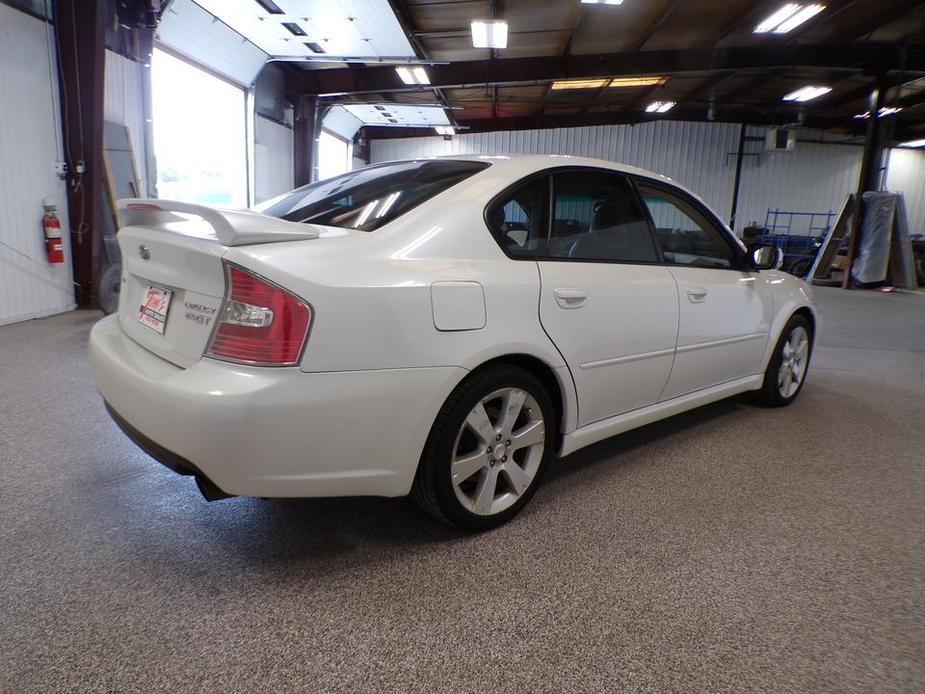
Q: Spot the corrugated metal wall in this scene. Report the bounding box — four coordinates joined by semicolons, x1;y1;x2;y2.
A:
255;115;294;203
371;121;741;220
104;50;149;196
885;148;925;234
0;4;75;326
371;122;925;235
735;128;863;232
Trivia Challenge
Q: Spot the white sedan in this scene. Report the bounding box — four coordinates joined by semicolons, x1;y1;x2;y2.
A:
90;155;816;530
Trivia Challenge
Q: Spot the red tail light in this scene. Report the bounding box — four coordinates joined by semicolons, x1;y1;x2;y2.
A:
206;263;311;366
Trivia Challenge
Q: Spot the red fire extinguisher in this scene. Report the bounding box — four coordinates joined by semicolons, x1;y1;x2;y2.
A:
42;197;64;264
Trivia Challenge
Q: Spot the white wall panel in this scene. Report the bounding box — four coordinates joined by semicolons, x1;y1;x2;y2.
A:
254;116;293;203
884;148;925;234
371;122;900;237
735;128;862;234
371;121;742;222
0;5;74;326
104;50;148;196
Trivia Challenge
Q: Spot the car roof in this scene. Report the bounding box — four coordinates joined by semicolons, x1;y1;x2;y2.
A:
368;154;732;235
422;154;718;221
425;153;676;185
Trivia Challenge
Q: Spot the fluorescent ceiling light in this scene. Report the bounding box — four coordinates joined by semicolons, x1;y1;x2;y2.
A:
395;66;430;85
646;101;675;113
582;0;624;4
898;139;925;148
774;4;825;33
754;3;825;34
782;85;831;102
551;79;609;90
552;76;666;90
471;19;508;49
434;125;456;136
854;106;903;119
608;76;667;88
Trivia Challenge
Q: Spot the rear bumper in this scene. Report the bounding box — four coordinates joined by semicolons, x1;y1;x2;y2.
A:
89;315;465;498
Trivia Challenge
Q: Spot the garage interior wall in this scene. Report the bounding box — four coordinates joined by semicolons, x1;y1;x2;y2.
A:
253;63;293;203
103;50;149;196
255;116;293;203
884;147;925;231
0;3;75;326
370;122;925;235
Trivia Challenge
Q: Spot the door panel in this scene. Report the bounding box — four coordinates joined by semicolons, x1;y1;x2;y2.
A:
539;262;680;426
661;267;773;398
636;181;774;399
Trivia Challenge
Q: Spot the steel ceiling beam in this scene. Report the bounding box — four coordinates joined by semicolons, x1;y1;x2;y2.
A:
301;42;925;97
847;2;925;39
371;105;857;134
633;0;680;52
386;0;457;127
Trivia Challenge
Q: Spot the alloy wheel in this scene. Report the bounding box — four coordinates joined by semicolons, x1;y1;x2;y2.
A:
450;387;546;516
778;325;809;398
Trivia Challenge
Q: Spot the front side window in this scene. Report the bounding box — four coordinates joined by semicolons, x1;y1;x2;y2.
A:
638;186;734;268
485;176;550;258
549;171;658;263
256;159;489;232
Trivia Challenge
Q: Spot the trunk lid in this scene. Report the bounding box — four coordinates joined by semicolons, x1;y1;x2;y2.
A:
115;200;320;368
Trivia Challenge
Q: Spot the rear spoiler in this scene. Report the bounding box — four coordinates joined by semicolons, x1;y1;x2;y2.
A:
117;199;321;247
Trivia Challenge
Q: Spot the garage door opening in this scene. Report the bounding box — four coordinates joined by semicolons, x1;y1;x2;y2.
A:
151;48;247;207
318;130;351;181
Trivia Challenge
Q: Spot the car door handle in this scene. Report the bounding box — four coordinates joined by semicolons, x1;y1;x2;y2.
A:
554;288;588;309
686;287;708;303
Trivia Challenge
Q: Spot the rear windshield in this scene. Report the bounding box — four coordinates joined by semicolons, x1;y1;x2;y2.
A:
255;159;490;232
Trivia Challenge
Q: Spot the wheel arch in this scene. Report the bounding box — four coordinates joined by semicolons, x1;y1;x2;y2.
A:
792;305;816;341
461;353;575;442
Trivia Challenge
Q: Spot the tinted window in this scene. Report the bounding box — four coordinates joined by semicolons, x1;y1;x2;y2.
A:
549;171;658;263
256;160;489;232
486;176;549;258
639;186;733;268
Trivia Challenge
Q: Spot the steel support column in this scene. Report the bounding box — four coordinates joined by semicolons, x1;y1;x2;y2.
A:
729;124;748;230
55;0;107;306
843;81;887;288
294;95;318;187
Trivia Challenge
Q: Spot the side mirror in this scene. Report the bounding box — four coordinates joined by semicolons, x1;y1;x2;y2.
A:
751;245;784;271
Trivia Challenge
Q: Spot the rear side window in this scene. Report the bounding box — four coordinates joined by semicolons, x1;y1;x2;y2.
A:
256;160;489;232
486;176;550;258
550;171;658;263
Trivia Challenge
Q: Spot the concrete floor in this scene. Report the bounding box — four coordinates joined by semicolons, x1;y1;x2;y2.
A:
1;287;923;693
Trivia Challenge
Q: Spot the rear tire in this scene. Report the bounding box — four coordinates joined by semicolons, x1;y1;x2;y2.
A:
412;365;556;531
754;315;813;407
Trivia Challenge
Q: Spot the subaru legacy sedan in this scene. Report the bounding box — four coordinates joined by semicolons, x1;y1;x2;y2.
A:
90;155;815;530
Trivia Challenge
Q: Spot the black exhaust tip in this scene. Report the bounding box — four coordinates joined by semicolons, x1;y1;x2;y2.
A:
195;476;234;502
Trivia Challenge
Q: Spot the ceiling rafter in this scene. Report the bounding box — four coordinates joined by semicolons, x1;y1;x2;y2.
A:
848;2;925;39
386;0;457;127
301;42;925;96
707;0;777;47
633;0;680;52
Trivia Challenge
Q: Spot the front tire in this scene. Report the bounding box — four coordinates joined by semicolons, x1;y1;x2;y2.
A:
412;365;555;531
754;315;813;407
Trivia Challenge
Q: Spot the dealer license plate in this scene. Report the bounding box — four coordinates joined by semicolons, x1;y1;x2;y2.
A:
138;284;173;334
